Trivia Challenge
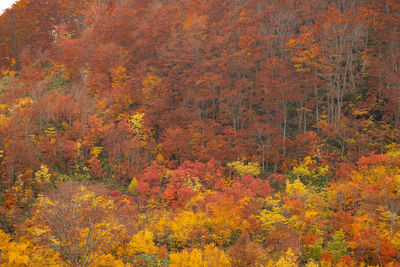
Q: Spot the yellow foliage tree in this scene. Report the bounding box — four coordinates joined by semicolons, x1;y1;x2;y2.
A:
153;210;206;249
20;182;126;267
129;112;149;147
227;161;261;177
34;165;52;184
258;197;288;231
0;230;63;266
127;229;158;255
275;248;298;267
169;243;231;267
286;179;309;201
128;177;138;195
292;156;330;187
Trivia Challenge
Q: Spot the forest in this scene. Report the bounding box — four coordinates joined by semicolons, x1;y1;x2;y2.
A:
0;0;399;266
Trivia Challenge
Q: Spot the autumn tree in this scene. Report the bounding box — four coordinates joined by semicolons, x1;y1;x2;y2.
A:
19;182;126;267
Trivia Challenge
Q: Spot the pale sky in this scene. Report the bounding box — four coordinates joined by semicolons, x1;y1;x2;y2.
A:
0;0;17;14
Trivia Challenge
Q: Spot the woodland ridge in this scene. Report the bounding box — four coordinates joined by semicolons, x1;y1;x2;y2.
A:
0;0;399;266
